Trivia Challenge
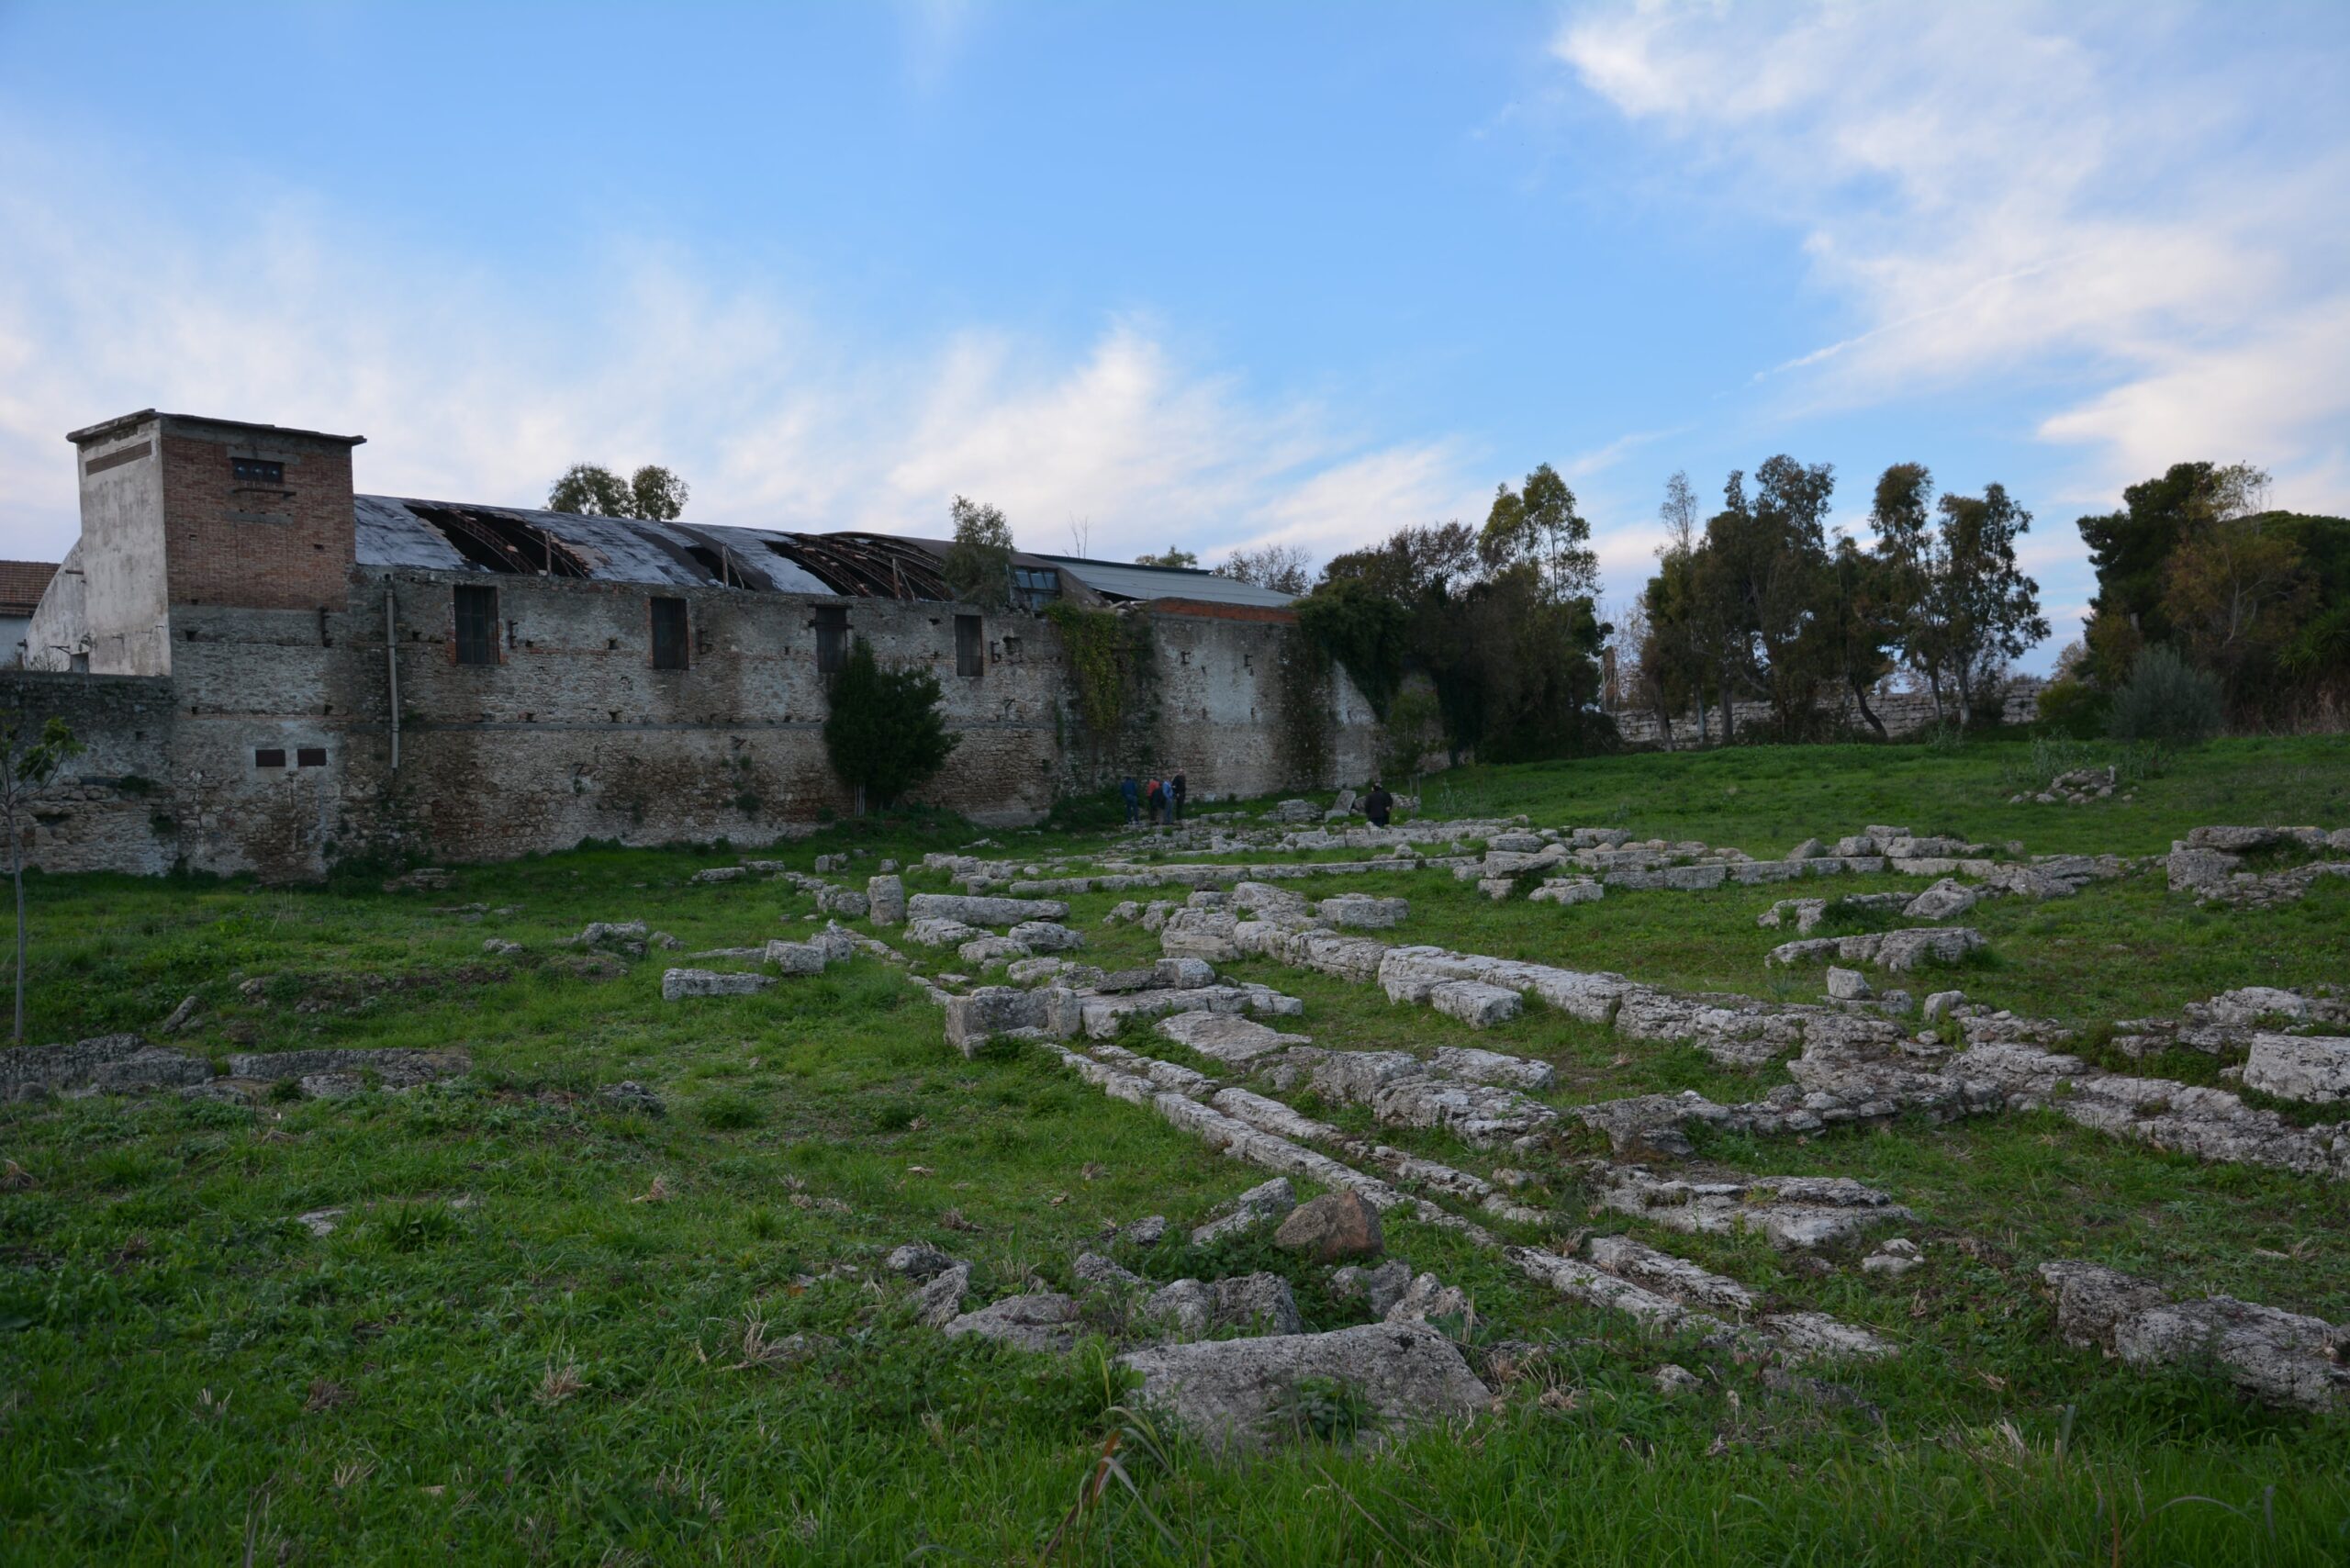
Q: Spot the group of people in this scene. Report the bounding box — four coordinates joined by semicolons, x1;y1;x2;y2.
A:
1120;771;1187;825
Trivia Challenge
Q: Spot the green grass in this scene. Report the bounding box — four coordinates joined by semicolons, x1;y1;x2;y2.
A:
2;734;2348;1563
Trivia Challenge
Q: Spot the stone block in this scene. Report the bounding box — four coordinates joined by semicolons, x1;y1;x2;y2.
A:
2243;1034;2350;1103
1427;980;1522;1028
660;969;776;1000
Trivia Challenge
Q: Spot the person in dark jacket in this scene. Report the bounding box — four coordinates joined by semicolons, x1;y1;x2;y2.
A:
1145;778;1165;824
1363;780;1393;828
1120;776;1140;825
1170;771;1187;823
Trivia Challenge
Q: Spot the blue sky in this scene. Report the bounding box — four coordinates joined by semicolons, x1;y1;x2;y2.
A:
4;2;2346;668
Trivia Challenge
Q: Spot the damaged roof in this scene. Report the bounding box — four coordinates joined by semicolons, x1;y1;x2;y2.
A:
352;497;1298;608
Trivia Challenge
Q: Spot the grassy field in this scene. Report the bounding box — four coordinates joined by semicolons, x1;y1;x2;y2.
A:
3;733;2347;1564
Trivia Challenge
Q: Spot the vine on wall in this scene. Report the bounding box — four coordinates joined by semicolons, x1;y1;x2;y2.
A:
1045;602;1158;769
1272;625;1337;787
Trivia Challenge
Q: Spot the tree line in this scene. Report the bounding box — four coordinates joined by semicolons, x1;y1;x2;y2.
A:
1628;460;2047;745
2053;462;2350;734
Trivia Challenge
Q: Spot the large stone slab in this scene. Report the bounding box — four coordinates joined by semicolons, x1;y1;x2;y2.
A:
905;893;1070;927
2243;1034;2350;1103
1155;1011;1309;1066
661;969;776;1001
1116;1322;1491;1455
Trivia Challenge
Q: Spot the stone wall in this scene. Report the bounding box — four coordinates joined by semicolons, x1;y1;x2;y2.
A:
1609;677;2045;749
0;670;180;876
1146;604;1380;801
8;568;1382;879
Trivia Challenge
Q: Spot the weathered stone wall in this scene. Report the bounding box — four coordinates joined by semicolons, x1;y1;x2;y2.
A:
1148;605;1379;798
11;558;1382;879
1610;678;2045;748
0;669;180;875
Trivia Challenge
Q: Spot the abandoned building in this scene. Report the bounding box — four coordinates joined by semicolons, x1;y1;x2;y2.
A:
1;410;1378;880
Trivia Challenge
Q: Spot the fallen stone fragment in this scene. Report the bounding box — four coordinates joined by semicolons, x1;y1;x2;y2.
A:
1584;1234;1756;1315
226;1047;471;1089
1155;1011;1308;1066
1902;878;1980;921
866;874;906;926
887;1242;962;1280
295;1207;345;1238
941;1292;1081;1353
1430;1045;1556;1091
1073;1251;1145;1290
1009;921;1085;953
0;1035;214;1102
1273;1191;1385;1263
1384;1271;1472;1325
599;1081;666;1116
1318;895;1408;929
660;969;777;1001
1330;1260;1416;1317
1762;1312;1897;1362
765;939;829;976
1826;967;1873;1002
2243;1034;2350;1104
2039;1260;2349;1412
1428;980;1522;1028
957;935;1032;967
1594;1166;1912;1251
1191;1177;1298;1245
482;937;523;956
915;1264;972;1328
1116;1322;1491;1455
902;918;983;947
906;894;1070;927
1653;1363;1704;1396
1125;1215;1168;1248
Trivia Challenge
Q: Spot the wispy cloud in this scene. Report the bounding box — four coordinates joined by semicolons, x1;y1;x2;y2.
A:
1554;1;2350;506
0;141;1478;573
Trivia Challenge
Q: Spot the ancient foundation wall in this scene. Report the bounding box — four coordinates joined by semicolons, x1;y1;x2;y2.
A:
1610;678;2045;749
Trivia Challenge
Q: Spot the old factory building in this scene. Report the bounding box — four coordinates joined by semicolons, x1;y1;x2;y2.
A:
3;410;1377;880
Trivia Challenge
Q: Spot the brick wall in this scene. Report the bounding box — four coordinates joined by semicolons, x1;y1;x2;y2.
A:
161;427;358;612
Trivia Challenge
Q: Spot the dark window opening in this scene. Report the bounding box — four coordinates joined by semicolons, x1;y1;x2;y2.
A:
453;585;499;666
232;457;285;486
650;597;689;670
297;746;327;768
814;606;848;674
1011;566;1060;610
410;505;590;577
955;614;983;678
254;747;286;768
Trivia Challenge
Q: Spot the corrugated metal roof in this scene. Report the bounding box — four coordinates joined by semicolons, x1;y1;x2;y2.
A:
355;496;835;594
351;497;1296;609
1036;555;1297;608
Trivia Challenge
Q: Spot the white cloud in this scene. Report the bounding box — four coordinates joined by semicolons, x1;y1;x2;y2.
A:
1553;1;2350;510
0;145;1474;576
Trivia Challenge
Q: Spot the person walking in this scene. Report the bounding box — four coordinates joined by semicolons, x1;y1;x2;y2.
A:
1170;770;1187;823
1363;779;1393;828
1145;778;1165;825
1120;775;1140;825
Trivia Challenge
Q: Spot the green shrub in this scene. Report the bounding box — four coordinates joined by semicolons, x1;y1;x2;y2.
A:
2107;645;2223;744
2035;678;2109;739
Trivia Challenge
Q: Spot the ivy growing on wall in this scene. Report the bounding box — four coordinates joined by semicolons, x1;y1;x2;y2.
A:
1045;602;1158;766
1272;625;1336;786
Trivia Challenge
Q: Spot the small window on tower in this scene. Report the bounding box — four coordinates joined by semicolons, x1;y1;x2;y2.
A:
232;457;285;486
650;597;689;670
297;747;327;768
254;747;286;769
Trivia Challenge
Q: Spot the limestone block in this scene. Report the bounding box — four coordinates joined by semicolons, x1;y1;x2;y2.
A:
660;969;776;1001
2244;1034;2350;1103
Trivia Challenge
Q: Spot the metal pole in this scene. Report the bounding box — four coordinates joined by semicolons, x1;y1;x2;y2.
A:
385;584;399;771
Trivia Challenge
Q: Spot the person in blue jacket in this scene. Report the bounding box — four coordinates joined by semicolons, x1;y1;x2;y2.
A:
1120;776;1140;825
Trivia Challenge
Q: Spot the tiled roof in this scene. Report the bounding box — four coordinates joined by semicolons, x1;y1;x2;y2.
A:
0;560;57;615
